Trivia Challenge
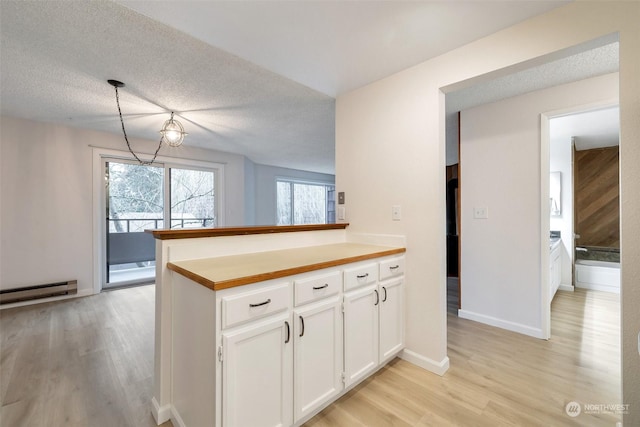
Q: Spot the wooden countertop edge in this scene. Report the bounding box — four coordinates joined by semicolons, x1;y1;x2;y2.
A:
167;247;406;291
147;223;349;240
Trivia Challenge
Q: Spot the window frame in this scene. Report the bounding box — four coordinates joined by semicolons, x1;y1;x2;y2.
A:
92;147;225;292
275;177;335;226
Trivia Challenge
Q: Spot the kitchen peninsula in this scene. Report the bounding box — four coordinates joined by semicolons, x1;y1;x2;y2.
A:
147;224;407;427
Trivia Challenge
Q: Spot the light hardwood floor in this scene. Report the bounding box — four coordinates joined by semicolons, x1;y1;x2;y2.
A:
0;285;170;427
1;286;620;427
307;288;621;426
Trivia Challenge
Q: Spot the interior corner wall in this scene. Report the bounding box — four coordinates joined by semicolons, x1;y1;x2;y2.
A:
336;4;639;416
0;116;246;295
243;158;256;226
549;131;573;288
253;163;335;225
459;73;618;337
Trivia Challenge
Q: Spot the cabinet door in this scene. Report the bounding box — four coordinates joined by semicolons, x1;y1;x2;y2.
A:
379;278;404;363
293;296;343;422
222;313;293;427
343;284;379;387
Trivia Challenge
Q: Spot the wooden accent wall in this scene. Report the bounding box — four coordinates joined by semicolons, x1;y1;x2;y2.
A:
574;146;619;248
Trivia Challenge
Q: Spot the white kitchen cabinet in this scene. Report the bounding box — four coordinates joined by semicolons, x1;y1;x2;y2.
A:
343;256;405;388
379;277;404;363
169;247;406;427
293;295;343;422
343;283;379;387
222;312;293;427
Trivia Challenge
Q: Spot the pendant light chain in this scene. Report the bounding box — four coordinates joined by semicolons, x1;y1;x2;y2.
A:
112;84;163;166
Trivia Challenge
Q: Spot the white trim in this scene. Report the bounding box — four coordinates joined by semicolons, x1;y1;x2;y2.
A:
399;349;450;376
558;284;575;292
170;405;187;427
575;283;620;294
540;113;552;340
458;309;545;339
151;396;172;425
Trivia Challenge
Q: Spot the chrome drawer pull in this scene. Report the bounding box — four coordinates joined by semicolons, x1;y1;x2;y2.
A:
312;283;329;290
389;265;400;270
357;273;369;279
249;298;271;308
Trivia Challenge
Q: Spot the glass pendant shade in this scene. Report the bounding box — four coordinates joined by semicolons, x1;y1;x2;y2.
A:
160;113;187;147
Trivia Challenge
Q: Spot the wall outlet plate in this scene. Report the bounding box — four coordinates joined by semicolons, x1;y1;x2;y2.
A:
392;205;401;221
338;192;345;204
473;206;489;219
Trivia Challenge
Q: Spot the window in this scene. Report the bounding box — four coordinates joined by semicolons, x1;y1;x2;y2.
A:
276;179;335;225
170;167;216;229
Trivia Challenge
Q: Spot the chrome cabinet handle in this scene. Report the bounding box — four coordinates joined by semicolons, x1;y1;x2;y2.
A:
312;283;329;290
299;316;305;337
249;298;271;308
357;273;369;279
382;286;387;302
374;289;379;306
389;265;400;270
285;321;290;343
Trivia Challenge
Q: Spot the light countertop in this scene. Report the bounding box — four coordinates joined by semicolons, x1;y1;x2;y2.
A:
167;242;406;291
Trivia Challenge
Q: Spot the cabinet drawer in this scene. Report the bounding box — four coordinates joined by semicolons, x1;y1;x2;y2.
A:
379;257;405;281
295;271;341;306
344;263;377;291
221;283;290;329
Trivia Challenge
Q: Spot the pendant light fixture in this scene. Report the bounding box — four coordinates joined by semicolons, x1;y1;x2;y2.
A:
160;112;187;147
108;79;186;165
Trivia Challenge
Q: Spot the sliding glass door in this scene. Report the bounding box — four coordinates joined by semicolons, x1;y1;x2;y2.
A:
103;159;217;289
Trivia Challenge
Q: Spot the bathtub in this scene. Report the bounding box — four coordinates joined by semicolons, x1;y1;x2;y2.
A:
575;259;620;293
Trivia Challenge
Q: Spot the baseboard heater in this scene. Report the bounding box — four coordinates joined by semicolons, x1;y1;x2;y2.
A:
0;280;78;305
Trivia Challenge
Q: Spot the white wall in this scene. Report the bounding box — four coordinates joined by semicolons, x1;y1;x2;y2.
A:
460;74;617;337
253;163;334;225
550;124;575;289
0;116;246;295
336;2;639;422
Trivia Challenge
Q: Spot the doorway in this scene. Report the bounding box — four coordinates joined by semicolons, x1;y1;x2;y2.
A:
546;104;621;330
102;157;218;289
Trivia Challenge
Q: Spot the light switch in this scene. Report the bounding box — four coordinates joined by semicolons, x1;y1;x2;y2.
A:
337;206;346;221
338;192;345;205
473;207;488;219
392;205;401;221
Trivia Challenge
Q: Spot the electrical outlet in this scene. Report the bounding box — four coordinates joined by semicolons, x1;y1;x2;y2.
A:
392;205;401;221
473;206;488;219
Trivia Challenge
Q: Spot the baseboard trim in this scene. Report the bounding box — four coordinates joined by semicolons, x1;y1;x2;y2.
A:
576;283;619;294
400;349;450;376
558;284;575;292
151;397;172;425
458;309;545;339
170;406;187;427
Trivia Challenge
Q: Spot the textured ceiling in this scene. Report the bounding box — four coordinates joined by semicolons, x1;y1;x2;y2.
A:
0;1;335;173
2;0;603;175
